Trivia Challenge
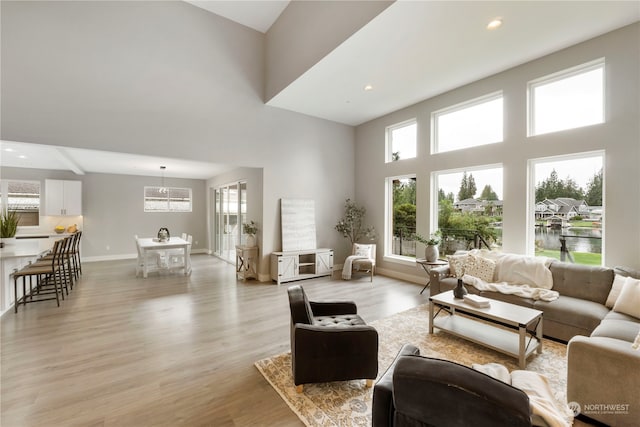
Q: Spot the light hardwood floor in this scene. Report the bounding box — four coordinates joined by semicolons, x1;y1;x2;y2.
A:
1;254;428;426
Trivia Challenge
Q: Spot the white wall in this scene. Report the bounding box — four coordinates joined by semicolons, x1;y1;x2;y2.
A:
1;1;356;274
355;23;640;282
265;0;392;101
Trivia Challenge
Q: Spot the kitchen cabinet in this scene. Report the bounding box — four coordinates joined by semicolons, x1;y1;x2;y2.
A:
45;180;82;216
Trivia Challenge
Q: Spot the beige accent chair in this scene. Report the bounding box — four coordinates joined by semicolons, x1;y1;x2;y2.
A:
351;243;376;282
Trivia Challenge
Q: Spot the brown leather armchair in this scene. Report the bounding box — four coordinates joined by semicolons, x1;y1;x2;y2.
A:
373;344;532;427
287;284;378;393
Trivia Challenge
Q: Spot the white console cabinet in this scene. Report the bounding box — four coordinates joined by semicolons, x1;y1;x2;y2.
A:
271;248;333;285
45;179;82;216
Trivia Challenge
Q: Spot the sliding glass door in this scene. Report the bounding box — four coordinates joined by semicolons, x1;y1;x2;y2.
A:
214;181;246;263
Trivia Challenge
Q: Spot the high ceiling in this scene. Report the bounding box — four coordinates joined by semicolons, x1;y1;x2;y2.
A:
184;0;290;33
266;1;640;125
2;1;638;178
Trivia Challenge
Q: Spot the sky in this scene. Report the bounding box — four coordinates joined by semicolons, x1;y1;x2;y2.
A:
398;62;604;202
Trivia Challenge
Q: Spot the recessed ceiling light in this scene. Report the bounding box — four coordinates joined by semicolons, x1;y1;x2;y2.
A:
3;148;15;152
364;84;373;91
487;18;502;30
18;155;27;159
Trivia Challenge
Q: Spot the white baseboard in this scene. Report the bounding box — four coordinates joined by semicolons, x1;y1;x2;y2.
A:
83;253;137;263
258;273;272;282
375;267;424;285
80;254;426;287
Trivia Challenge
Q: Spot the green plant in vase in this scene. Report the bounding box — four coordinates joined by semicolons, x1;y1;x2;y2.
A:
413;230;442;262
1;209;19;247
243;220;259;246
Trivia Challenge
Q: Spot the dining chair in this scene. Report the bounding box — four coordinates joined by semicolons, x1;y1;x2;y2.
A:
134;235;162;277
166;234;192;268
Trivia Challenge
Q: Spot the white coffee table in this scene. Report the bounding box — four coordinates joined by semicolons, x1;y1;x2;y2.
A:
429;290;543;368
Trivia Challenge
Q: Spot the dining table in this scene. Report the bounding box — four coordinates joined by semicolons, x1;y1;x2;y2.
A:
136;237;192;278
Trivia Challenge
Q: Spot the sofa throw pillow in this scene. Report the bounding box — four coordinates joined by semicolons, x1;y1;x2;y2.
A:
605;274;627;308
447;254;470;278
464;254;496;282
613;276;640;318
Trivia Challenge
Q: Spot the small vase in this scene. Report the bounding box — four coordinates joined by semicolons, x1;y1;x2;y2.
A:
246;235;256;247
1;237;16;246
425;245;439;262
453;278;468;299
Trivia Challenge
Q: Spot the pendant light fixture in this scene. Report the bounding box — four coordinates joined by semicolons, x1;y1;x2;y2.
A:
159;165;167;194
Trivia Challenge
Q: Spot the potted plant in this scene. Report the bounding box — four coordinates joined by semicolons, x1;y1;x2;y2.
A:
335;199;376;244
413;230;441;262
243;220;258;247
0;209;19;247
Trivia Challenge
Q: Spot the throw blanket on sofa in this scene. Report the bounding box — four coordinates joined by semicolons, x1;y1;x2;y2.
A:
472;363;572;427
341;255;368;280
511;370;573;427
493;253;554;289
463;274;560;301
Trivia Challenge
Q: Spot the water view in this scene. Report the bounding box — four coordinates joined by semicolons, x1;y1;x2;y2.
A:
534;226;602;254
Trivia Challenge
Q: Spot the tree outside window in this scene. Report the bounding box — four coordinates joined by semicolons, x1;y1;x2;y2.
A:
390;177;417;257
434;167;503;254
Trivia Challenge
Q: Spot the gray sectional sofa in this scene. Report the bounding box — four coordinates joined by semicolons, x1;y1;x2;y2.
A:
566;267;640;427
430;259;640;426
430;260;627;342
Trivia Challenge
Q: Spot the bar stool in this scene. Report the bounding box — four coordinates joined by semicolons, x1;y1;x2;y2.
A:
12;238;65;312
31;235;74;294
69;231;83;279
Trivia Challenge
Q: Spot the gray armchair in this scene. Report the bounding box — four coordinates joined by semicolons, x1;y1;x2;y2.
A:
373;344;532;427
287;285;378;393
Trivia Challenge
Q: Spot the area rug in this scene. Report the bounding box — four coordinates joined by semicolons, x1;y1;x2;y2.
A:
255;303;571;427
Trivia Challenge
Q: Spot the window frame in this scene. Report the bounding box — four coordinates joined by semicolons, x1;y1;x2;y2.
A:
143;186;193;213
527;58;605;137
385;119;417;163
0;179;41;228
431;91;503;154
384;174;418;266
526;150;605;264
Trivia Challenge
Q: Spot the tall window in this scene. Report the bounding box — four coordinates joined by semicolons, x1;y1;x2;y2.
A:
386;175;417;258
0;180;40;226
144;187;192;212
386;120;417;162
529;152;604;265
433;166;503;254
432;92;503;153
528;58;604;136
